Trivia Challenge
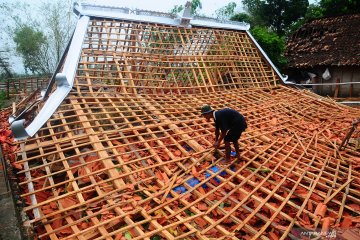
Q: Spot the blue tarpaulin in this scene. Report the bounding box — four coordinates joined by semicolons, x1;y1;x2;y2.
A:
171;165;235;195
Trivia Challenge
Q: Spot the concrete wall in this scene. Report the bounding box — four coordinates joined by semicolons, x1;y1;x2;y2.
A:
312;66;360;98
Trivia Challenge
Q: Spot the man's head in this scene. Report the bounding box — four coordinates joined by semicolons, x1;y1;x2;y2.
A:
200;105;214;121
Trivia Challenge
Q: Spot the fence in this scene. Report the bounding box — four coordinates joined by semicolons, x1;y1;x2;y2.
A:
0;76;50;98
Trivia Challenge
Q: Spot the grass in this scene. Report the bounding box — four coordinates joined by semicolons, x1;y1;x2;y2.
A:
0;90;12;110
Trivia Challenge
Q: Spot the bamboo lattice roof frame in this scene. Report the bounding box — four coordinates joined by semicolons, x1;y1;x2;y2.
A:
7;4;360;240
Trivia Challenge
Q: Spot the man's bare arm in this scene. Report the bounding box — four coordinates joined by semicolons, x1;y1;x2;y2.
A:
214;130;226;149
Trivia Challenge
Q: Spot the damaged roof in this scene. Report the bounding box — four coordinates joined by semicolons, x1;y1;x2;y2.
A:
285;14;360;68
3;3;360;240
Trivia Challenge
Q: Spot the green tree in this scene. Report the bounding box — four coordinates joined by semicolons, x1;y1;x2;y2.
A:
0;90;8;109
242;0;266;26
242;0;309;35
304;3;324;20
288;0;359;35
191;0;202;15
13;25;49;74
242;0;261;16
250;26;287;70
215;2;237;20
230;12;253;25
169;0;202;15
0;51;12;78
319;0;360;17
289;3;324;34
41;1;75;66
1;0;75;74
170;5;184;14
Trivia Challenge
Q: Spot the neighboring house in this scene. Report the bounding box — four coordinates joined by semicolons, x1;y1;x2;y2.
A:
285;14;360;98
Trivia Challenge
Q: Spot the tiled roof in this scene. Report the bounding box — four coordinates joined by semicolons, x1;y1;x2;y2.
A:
286;14;360;68
2;4;360;240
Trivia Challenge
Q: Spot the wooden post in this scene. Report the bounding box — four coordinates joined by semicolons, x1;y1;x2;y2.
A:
6;77;9;99
334;78;340;98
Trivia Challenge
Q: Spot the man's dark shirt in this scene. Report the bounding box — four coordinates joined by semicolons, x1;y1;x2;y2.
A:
214;108;247;133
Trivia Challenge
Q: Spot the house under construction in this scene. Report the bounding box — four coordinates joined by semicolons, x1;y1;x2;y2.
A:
5;3;360;240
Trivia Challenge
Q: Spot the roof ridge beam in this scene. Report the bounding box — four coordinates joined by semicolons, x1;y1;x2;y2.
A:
73;2;250;31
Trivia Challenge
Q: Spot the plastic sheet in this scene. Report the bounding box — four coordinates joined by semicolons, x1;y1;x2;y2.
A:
170;165;236;196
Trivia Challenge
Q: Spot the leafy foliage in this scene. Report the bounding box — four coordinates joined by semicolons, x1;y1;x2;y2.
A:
13;25;48;74
191;0;202;15
288;4;324;34
41;1;75;65
250;26;287;70
234;1;310;69
242;0;309;36
0;90;8;109
242;0;266;26
319;0;360;17
170;5;184;14
288;0;359;35
230;12;253;25
169;0;202;15
304;3;325;20
1;0;75;75
215;2;237;20
0;51;12;77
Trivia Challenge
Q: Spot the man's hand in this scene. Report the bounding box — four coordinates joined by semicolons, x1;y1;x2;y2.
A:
213;141;219;149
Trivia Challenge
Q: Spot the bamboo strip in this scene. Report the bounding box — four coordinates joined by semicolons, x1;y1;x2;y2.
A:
323;178;354;205
9;18;360;240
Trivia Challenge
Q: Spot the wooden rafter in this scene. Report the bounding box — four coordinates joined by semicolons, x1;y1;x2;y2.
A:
7;18;360;240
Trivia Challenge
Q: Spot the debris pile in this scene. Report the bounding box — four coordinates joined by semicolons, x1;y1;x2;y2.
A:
0;109;18;169
2;17;360;240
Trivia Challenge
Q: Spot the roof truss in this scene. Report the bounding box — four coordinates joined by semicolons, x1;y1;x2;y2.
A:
7;12;360;240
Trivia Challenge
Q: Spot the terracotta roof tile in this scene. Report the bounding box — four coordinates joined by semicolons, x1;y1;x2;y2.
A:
286;14;360;68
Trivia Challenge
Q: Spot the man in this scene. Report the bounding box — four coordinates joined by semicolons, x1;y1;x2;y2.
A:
201;105;247;165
